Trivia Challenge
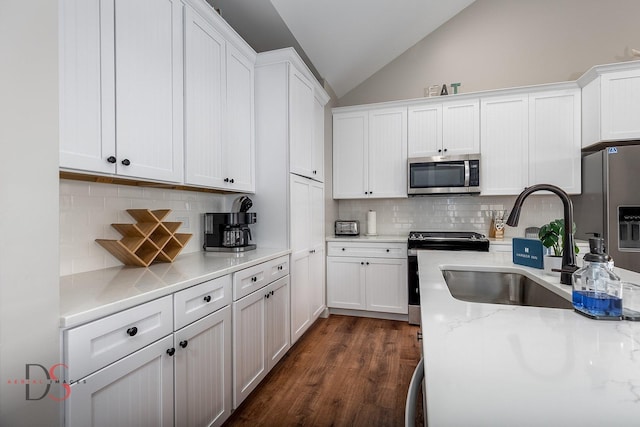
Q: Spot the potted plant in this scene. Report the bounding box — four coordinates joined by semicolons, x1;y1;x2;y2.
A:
538;219;579;275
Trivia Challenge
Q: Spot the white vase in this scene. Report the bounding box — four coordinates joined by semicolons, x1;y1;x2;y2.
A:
544;255;562;276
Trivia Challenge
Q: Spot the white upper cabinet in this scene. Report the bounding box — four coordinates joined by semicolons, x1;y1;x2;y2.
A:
581;64;640;148
333;106;407;199
332;110;368;198
480;95;529;195
528;89;581;194
183;7;226;188
480;86;581;195
289;68;315;179
60;0;184;183
408;99;479;157
183;4;255;192
312;93;326;182
224;43;255;192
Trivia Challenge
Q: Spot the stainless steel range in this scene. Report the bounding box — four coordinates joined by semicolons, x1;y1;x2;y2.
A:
407;231;490;324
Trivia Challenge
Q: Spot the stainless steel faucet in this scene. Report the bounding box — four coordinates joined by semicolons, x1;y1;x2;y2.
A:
506;184;578;285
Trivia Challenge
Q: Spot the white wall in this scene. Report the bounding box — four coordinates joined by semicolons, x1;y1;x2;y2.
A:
60;180;230;275
0;1;61;425
339;0;640;106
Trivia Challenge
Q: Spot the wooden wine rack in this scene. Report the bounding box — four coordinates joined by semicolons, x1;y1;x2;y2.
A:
96;209;192;267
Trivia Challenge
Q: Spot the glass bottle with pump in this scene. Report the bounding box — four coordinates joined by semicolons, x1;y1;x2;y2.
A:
572;237;622;320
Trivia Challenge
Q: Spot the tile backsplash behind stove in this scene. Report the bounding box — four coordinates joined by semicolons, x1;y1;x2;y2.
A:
59;180;229;276
337;195;564;237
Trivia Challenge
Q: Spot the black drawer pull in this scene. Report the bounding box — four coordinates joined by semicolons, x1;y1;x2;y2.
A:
167;348;175;356
126;327;138;337
203;295;211;303
179;340;188;349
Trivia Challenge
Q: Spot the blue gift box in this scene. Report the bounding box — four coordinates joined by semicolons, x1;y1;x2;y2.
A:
512;238;544;269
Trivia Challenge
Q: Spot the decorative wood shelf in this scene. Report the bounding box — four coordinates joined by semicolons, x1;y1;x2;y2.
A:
96;209;193;267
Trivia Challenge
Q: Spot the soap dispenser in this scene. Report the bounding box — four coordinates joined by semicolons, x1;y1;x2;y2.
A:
572;237;622;319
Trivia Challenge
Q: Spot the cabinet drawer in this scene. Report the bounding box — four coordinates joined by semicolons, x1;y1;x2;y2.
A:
65;295;173;381
233;256;289;301
327;242;407;259
174;275;231;330
266;255;289;284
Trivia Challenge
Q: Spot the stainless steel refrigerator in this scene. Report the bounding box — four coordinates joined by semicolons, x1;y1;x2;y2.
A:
572;145;640;273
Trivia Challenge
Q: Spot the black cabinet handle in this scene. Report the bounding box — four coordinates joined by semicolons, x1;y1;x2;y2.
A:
121;158;131;166
341;248;345;251
266;293;270;299
386;249;390;252
203;295;211;303
271;290;274;296
444;148;448;152
251;277;257;282
179;340;188;349
365;191;369;195
278;265;283;270
230;178;234;183
224;178;229;182
438;149;442;153
366;262;370;265
167;348;175;356
107;156;116;164
126;327;138;337
361;261;364;265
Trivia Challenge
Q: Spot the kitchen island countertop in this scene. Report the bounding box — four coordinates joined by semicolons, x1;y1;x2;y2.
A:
418;250;640;426
60;248;290;328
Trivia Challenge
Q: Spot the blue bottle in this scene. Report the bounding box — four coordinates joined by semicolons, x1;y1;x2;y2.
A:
572;238;622;320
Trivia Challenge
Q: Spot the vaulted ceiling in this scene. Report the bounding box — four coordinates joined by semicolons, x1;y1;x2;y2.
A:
207;0;475;98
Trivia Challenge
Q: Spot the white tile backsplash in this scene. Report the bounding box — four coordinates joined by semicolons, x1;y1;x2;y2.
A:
337;195;565;237
59;180;230;275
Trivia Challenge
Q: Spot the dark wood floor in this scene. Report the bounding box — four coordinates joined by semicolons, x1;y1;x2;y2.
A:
224;315;422;427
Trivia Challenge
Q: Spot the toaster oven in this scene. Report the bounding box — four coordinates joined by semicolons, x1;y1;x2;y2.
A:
335;220;360;236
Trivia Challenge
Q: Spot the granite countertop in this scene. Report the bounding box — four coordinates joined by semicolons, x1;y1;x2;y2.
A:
418;250;640;426
59;248;290;328
325;234;407;243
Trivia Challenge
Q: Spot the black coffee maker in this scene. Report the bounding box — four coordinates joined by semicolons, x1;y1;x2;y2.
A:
203;197;256;252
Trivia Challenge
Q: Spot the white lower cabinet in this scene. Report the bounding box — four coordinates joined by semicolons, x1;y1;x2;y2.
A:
174;305;232;427
67;335;175;427
233;274;290;409
326;242;408;315
65;276;233;427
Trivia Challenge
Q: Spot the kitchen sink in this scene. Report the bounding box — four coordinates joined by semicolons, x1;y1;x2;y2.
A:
441;270;572;309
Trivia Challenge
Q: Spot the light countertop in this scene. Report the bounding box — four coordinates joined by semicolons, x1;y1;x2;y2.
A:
60;248;290;328
418;250;640;426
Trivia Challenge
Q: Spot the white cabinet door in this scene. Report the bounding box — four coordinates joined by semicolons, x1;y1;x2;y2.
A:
184;7;226;188
312;93;326;181
326;257;366;310
225;43;255;192
66;335;174;427
310;248;326;320
365;258;408;314
601;69;640;141
289;67;315;178
480;95;529;195
59;0;115;174
114;0;183;182
290;250;311;344
290;175;311;252
408;103;442;157
232;288;267;408
529;89;581;194
442;99;480;155
266;276;290;370
332;111;368;198
368;107;408;198
174;306;232;427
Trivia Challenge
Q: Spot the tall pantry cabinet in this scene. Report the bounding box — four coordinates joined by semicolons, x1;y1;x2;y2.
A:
253;48;330;344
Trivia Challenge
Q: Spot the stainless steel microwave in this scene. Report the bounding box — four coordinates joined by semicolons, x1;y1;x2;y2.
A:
408;154;480;195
